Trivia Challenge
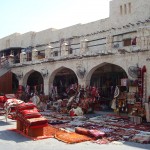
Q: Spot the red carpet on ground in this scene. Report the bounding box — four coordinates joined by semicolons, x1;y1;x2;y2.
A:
9;125;92;143
55;129;92;144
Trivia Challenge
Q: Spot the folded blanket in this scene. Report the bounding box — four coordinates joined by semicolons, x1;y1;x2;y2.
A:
16;102;36;112
25;117;48;126
17;108;41;119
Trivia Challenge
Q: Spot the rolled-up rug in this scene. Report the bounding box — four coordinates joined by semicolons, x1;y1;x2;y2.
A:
75;127;90;136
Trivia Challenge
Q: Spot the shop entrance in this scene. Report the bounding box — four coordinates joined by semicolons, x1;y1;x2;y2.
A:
90;63;127;111
12;73;19;93
53;68;78;99
27;71;44;94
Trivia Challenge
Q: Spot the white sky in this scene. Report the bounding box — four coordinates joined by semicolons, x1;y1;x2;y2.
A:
0;0;111;39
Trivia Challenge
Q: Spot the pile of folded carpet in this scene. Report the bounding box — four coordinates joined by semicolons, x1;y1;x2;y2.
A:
0;96;7;108
15;102;48;137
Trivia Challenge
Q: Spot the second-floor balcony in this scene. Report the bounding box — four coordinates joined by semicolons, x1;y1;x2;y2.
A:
0;32;149;68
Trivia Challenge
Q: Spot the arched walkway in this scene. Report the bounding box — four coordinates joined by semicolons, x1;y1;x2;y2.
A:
87;63;128;111
90;63;127;86
49;67;78;100
24;70;44;95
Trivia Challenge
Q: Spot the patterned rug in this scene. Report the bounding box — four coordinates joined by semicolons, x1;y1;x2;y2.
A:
43;125;59;136
55;129;92;144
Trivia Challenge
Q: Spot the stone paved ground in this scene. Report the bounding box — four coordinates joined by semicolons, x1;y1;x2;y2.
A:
0;116;150;150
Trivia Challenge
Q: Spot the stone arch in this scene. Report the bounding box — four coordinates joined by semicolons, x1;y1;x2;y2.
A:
49;66;78;99
49;66;66;85
85;62;128;111
49;66;78;85
23;69;44;94
23;69;35;85
85;62;128;86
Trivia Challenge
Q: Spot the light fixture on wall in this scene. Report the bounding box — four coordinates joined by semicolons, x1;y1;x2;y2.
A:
41;68;48;77
16;72;23;79
76;65;86;79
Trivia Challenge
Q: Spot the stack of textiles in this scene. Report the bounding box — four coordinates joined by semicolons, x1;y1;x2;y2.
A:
0;96;7;108
16;102;48;137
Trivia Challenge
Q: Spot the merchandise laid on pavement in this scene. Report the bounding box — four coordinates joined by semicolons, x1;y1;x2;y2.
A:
39;110;150;144
0;111;150;150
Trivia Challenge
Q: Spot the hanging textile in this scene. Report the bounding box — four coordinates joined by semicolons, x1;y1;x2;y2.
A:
55;86;58;96
111;98;117;110
121;78;128;86
34;85;37;93
114;86;120;98
40;84;43;93
25;85;30;94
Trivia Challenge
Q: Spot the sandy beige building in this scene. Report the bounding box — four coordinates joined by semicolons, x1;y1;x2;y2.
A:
0;0;150;113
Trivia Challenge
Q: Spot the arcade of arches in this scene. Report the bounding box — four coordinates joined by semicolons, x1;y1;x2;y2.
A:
12;63;129;111
53;68;78;99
